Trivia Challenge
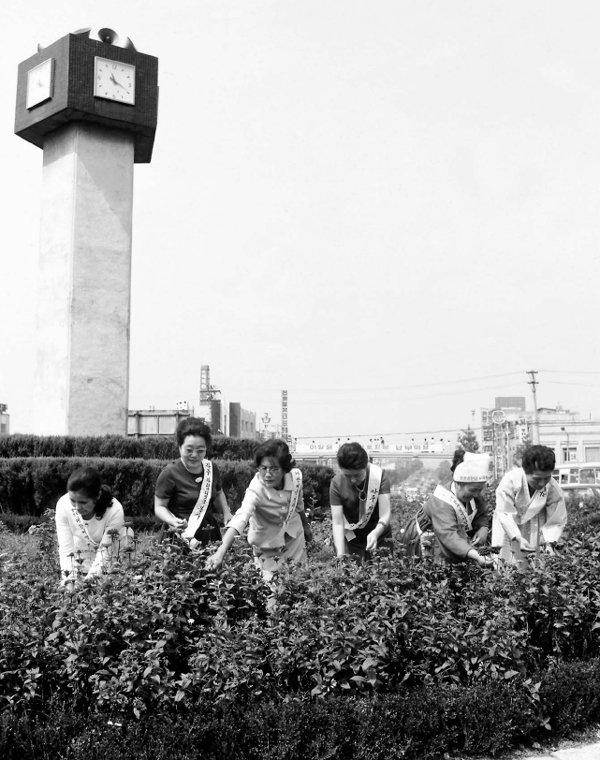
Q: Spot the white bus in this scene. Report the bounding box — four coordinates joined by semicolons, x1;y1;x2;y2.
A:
552;462;600;495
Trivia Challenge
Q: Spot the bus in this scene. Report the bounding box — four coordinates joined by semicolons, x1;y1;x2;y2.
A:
552;462;600;495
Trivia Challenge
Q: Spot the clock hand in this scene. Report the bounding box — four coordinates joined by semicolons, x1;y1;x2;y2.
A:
109;72;124;87
110;73;127;90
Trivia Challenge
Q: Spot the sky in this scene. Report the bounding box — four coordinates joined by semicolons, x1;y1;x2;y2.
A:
1;1;599;444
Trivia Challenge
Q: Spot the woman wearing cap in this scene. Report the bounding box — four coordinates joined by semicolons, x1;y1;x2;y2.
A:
492;444;567;564
329;442;393;563
206;439;312;580
402;452;494;566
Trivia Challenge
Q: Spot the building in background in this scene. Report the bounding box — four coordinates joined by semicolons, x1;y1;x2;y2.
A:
292;437;456;468
538;408;600;464
480;397;529;477
229;402;257;438
481;397;600;476
128;403;191;437
127;365;259;439
195;365;258;437
0;404;9;435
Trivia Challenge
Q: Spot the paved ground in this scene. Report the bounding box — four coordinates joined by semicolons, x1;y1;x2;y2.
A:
471;732;600;760
518;743;600;760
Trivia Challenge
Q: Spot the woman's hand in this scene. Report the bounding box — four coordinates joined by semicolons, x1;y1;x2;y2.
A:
467;549;495;568
170;517;187;531
366;529;379;553
519;537;535;552
470;527;489;546
205;549;225;571
303;524;313;543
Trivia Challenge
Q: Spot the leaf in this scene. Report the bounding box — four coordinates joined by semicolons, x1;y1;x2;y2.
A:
361;657;379;671
503;670;519;679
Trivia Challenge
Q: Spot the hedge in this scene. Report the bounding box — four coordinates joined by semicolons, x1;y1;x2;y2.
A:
0;457;334;518
0;675;581;760
3;525;600;758
0;434;261;461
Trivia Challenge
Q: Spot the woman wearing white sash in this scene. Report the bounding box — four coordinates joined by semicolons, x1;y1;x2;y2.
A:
404;453;494;567
206;439;312;581
55;466;132;585
330;442;392;563
154;419;232;547
492;445;567;565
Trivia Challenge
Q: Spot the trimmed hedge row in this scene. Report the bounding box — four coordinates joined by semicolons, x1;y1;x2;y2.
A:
0;457;334;518
2;661;599;760
0;433;262;461
3;526;600;758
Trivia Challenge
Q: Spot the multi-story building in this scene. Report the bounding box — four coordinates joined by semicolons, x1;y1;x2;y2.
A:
481;397;600;475
128;405;191;437
229;403;257;438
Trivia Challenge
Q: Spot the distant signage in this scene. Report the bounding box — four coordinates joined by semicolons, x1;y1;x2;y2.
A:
295;442;447;455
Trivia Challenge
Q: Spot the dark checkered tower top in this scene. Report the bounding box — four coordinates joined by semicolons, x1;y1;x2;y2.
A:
15;28;158;163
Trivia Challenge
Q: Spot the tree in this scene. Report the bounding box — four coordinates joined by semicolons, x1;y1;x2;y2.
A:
456;426;479;453
513;436;532;467
435;459;452;483
386;458;424;487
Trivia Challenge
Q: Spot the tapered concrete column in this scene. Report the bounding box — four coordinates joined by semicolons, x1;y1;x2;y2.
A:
32;122;134;435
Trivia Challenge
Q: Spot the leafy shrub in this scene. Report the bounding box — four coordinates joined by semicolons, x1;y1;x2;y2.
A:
0;433;262;461
3;517;600;757
1;675;598;760
0;458;333;517
537;659;600;735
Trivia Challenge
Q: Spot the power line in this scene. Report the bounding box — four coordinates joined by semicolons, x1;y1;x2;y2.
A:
278;382;527;405
545;380;600;388
540;369;600;376
226;371;525;395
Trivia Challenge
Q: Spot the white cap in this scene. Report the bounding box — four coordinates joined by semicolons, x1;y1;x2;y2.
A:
453;452;491;483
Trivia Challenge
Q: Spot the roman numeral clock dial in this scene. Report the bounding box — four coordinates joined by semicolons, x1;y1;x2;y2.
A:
94;57;135;105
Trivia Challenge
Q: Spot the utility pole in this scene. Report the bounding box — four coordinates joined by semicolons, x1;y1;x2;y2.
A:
526;370;540;444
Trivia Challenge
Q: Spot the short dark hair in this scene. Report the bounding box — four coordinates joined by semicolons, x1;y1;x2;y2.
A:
522;445;555;474
253;439;295;473
176;417;213;450
450;449;466;473
337;442;369;470
66;466;113;518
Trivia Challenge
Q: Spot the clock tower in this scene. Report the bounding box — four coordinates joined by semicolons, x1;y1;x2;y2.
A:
15;28;158;436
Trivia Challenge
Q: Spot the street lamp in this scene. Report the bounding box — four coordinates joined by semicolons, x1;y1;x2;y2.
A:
561;427;570;462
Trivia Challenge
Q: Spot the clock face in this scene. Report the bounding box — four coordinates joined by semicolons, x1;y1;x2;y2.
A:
94;57;136;105
26;58;54;109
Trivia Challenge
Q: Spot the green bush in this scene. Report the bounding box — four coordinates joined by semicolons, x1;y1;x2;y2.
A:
2;670;600;759
3;528;600;715
0;457;333;518
3;490;600;757
0;457;162;517
0;433;263;461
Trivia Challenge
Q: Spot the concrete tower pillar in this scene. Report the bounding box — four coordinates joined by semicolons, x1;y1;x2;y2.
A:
33;123;134;434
